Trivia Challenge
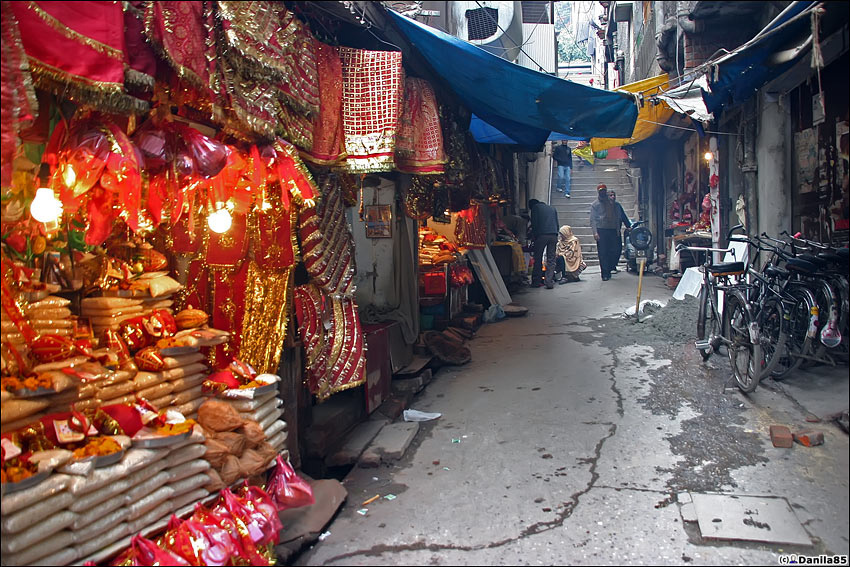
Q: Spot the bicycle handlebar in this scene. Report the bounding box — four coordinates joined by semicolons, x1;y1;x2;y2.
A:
677;244;734;255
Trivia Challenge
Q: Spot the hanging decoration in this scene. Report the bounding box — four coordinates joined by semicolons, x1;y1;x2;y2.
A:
339;47;403;173
395;77;446;174
301;38;346;166
293;283;367;401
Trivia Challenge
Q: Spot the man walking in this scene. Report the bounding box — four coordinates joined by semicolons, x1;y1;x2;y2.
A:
552;142;573;198
589;184;621;281
528;198;560;289
609;190;632;273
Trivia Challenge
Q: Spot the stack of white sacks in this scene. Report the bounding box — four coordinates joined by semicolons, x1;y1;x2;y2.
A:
0;427;211;566
132;351;209;418
80;297;144;340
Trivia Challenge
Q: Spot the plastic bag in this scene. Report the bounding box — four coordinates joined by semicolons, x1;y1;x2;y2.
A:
240;421;265;449
237;482;283;546
114;534;190;567
267;454;314;510
237;448;267;478
168;514;235;566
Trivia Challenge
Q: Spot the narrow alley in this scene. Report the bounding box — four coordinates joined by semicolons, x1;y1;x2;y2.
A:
296;271;849;565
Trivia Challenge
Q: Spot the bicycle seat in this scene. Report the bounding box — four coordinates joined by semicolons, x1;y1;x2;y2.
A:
797;254;829;270
817;252;842;265
764;264;789;279
785;258;818;274
709;262;744;276
836;248;849;262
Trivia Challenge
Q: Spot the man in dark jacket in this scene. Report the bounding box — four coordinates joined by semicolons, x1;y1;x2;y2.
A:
528;199;560;289
552;142;573;198
589;184;622;281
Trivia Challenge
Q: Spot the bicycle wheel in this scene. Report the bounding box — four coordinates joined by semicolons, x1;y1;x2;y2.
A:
757;295;789;377
772;286;815;379
723;291;761;393
696;285;717;360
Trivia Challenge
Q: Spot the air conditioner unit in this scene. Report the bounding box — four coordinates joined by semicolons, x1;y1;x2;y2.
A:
449;1;523;61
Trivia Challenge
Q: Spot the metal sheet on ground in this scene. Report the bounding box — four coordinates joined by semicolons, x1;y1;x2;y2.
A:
691;493;811;546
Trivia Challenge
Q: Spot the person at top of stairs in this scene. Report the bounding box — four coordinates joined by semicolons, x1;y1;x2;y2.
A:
552;142;572;198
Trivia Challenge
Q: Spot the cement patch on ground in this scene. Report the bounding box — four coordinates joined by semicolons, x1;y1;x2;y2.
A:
690;493;812;546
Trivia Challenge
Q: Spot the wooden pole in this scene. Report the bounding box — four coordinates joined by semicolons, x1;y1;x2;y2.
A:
635;258;646;322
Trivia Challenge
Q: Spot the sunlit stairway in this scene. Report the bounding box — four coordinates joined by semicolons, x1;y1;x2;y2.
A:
549;158;637;268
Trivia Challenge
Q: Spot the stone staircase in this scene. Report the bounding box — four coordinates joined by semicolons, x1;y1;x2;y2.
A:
549;158;637;267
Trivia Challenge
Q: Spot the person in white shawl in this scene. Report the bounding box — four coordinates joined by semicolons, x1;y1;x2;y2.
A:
554;225;586;283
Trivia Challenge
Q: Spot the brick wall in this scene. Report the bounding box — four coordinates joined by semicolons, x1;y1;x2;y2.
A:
683;26;751;69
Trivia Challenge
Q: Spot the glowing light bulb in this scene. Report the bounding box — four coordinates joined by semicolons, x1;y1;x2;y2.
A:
30;187;63;223
704;151;713;161
207;206;232;234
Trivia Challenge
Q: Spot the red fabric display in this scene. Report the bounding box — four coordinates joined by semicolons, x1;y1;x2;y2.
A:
298;180;355;296
395;77;446;174
10;1;145;115
302;39;345;166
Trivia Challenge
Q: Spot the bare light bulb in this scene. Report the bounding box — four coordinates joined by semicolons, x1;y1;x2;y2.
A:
207;207;232;234
704;151;713;161
30;187;63;223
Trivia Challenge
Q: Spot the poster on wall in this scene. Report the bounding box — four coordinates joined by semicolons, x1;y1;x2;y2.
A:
795;128;817;193
365;205;392;238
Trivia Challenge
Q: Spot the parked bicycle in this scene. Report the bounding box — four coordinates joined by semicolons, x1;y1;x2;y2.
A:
677;229;762;393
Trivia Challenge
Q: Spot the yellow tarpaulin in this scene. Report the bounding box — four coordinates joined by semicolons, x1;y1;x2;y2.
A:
590;74;674;153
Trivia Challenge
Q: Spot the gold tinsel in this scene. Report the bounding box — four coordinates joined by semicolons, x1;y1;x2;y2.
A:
237;260;293;374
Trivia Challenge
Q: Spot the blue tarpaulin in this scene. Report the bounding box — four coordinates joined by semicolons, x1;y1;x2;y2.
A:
389;11;638;148
469;115;587;145
703;1;816;116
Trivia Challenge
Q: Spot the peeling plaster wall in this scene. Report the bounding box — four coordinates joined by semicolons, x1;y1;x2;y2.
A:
351;177;397;308
756;91;793;240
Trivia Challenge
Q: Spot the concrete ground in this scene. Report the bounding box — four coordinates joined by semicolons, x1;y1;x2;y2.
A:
295;266;850;566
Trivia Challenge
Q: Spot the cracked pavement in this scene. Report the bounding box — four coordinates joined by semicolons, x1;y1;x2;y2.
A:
294;269;849;565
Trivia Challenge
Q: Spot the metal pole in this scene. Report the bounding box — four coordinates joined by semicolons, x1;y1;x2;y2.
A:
635;258;646;322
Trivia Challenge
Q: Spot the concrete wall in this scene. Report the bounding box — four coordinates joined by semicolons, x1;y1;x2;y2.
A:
755;91;793;240
351;177;398;308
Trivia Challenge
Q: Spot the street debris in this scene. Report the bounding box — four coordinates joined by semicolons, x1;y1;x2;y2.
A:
318;531;331;541
793;429;824;447
403;409;442;422
362;494;380;506
384;494;397;501
356;508;368;516
769;425;793;448
451;438;461;443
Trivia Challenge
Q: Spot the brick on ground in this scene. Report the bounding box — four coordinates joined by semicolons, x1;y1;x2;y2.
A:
793;429;824;447
770;425;794;448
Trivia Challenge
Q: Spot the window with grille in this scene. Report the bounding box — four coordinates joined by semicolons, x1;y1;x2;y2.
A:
521;1;550;24
466;7;498;40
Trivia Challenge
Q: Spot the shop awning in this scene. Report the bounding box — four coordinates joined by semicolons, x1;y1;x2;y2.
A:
388;11;639;148
590;74;674;152
469;115;587;145
657;1;818;123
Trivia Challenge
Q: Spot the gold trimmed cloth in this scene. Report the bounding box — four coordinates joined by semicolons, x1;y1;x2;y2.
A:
340;47;403;173
302;39;346;166
238;261;292;374
11;1;146;115
395;77;446;174
293;283;367;401
298;177;356;296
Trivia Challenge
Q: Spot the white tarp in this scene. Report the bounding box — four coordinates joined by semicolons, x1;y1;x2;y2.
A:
658;74;713;123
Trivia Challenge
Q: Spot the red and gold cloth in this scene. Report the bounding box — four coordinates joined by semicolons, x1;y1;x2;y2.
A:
145;1;220;104
339;47;403;173
11;1;145;115
122;1;156;97
1;2;38;187
293;284;366;401
237;260;292;374
395;78;446;174
216;1;319;116
301;39;346;166
455;202;487;249
298;178;356;296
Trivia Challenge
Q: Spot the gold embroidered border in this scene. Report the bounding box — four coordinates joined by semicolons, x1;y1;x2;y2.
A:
144;2;207;90
28;1;124;59
237;261;292;374
29;58;149;115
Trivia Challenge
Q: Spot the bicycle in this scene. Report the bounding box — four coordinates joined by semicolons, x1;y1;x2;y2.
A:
677;238;763;393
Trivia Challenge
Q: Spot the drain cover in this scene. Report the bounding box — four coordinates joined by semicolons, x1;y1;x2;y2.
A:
690;493;811;546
